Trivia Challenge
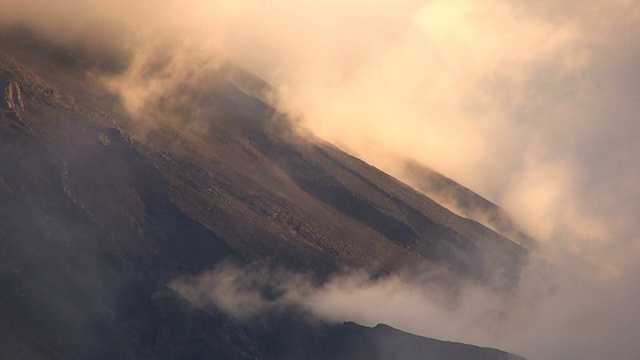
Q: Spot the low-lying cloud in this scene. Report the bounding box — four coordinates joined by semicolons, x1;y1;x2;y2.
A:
170;262;526;350
171;261;640;360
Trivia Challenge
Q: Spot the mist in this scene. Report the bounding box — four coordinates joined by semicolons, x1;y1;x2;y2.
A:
171;260;640;360
3;0;640;359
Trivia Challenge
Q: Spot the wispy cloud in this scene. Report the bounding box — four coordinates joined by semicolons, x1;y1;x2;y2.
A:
171;260;640;360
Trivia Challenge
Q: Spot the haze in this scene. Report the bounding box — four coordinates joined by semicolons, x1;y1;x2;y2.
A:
3;0;640;359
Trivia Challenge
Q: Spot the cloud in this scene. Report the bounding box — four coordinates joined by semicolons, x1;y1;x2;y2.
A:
3;1;638;270
3;1;640;358
225;0;639;274
170;262;518;346
171;260;640;360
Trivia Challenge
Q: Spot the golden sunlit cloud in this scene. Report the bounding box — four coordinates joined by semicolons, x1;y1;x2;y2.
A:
4;0;639;272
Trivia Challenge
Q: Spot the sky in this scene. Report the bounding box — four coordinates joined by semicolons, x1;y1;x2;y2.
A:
2;0;640;358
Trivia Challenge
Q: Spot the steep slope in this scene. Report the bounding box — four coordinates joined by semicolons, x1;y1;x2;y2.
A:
0;37;527;360
399;160;538;249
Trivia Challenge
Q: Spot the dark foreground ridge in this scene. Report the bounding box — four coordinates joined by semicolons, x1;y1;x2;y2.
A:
318;322;525;360
0;32;527;360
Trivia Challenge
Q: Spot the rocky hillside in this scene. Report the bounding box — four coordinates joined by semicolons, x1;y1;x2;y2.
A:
0;32;527;360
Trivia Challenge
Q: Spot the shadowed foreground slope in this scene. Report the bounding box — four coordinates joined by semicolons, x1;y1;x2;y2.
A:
0;37;527;360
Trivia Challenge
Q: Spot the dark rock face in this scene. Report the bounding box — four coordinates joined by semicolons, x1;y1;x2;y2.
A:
311;322;525;360
0;42;526;360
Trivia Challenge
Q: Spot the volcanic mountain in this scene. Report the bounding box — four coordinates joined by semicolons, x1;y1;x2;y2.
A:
0;32;528;359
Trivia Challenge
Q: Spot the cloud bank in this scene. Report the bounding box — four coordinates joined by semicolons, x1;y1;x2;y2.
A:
3;1;640;358
5;0;637;272
217;0;640;274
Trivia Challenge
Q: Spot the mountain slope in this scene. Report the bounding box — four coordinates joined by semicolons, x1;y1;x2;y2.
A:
0;38;527;360
399;160;539;249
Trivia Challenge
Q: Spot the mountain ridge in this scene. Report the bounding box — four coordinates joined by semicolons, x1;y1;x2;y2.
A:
0;43;528;359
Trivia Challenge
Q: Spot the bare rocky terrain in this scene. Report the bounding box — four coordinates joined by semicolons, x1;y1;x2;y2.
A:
0;30;527;359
